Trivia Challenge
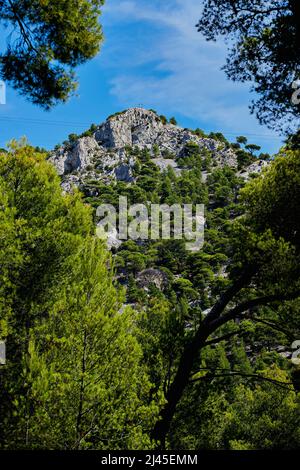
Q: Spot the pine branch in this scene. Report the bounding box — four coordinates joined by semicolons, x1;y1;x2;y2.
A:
203;329;245;347
210;290;300;330
190;368;294;390
7;0;39;54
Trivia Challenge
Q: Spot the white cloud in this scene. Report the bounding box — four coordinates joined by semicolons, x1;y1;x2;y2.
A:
101;0;281;149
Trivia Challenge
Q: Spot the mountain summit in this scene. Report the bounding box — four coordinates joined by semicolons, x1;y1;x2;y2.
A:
49;107;267;191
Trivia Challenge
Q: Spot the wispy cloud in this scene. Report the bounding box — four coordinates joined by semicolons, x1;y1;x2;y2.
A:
101;0;281;149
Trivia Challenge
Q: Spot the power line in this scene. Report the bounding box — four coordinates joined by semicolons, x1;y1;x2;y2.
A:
0;115;91;127
0;114;283;139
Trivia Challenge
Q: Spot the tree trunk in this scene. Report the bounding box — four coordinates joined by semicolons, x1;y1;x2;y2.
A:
152;267;257;446
152;328;210;446
76;330;87;448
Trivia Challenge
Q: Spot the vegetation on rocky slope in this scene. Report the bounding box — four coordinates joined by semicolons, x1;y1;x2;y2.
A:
1;132;299;449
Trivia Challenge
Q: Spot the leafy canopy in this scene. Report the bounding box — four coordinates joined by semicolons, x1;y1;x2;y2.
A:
0;0;105;108
0;144;158;449
196;1;300;132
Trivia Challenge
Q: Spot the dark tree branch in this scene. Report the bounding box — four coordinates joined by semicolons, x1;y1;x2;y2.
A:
250;316;294;339
204;265;258;325
151;267;258;446
189;369;294;391
7;0;39;54
211;290;300;331
203;329;244;347
152;276;300;445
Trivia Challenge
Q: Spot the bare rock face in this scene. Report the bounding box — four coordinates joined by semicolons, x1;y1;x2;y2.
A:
98;226;122;250
136;268;169;291
97;108;230;164
152;158;181;175
95;108;163;148
238;159;269;180
49;137;101;175
114;163;134;182
48;108;240;188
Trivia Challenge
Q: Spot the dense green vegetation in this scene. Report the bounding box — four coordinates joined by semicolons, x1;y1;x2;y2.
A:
1;139;299;450
1;0;299;453
0;144;159;449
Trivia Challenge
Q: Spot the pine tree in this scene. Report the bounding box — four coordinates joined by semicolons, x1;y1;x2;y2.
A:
0;144;158;449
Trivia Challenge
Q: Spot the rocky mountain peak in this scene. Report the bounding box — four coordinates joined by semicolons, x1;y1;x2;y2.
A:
48;107;267;190
94;107;165;149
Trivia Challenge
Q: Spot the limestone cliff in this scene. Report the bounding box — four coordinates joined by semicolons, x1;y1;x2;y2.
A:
48;107;268;190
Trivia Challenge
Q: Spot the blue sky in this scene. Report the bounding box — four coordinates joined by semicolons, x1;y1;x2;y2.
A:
0;0;283;153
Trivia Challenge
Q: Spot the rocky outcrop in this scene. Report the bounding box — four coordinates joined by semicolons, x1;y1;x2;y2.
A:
114;163;134;182
136;268;169;291
152;158;181;175
95;108;233;164
48;108;240;187
95;108;163;148
49;137;100;175
48;108;271;195
238;159;269;180
98;226;122;250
